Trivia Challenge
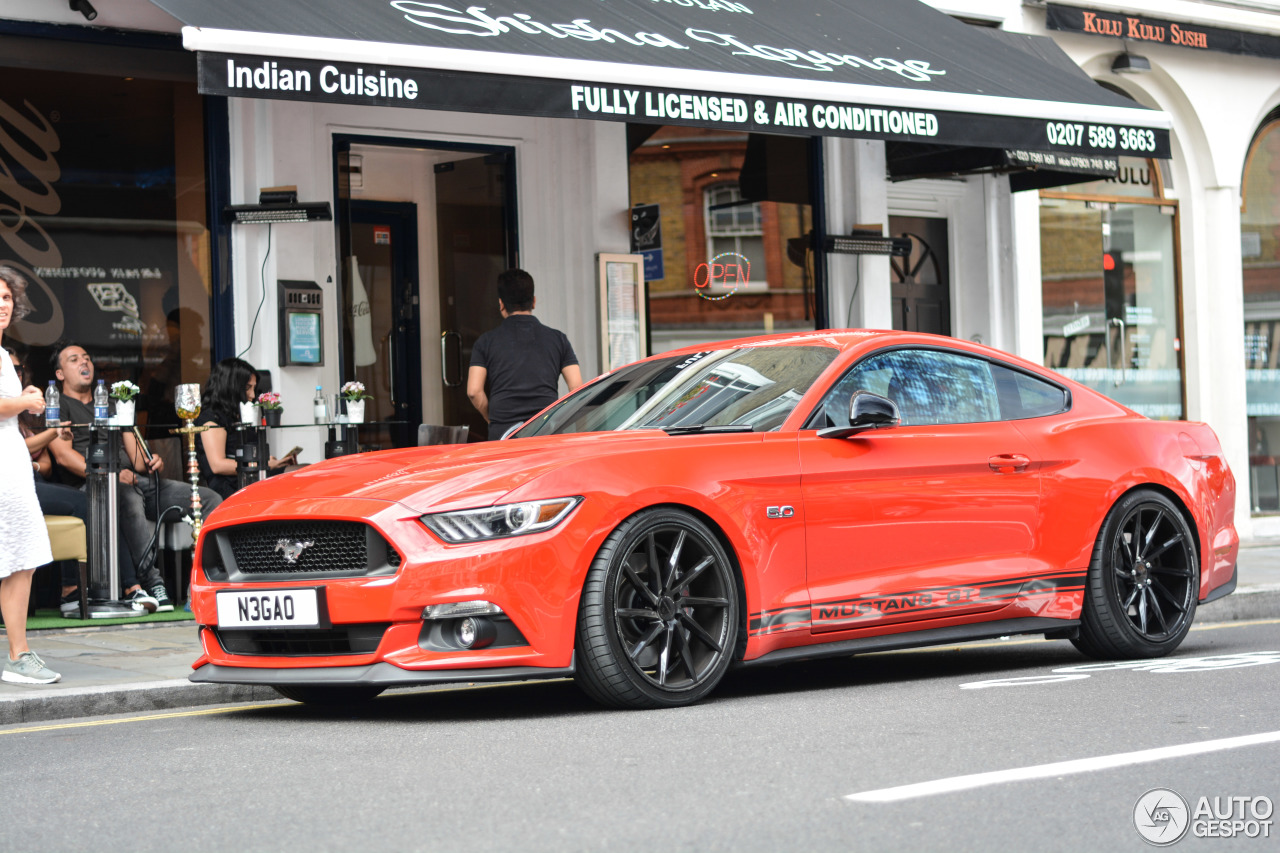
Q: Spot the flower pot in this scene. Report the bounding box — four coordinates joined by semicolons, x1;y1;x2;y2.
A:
111;399;135;426
240;402;260;424
263;409;283;427
345;399;365;424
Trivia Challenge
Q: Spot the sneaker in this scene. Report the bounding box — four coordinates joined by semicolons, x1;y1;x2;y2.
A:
150;583;174;613
126;588;158;614
60;589;82;618
2;651;61;685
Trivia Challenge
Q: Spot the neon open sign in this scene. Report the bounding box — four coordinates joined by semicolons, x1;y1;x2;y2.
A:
693;252;751;302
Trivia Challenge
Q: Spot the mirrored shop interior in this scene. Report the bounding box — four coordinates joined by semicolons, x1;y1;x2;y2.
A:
1040;195;1182;421
627;127;818;354
1243;118;1280;513
0;61;214;426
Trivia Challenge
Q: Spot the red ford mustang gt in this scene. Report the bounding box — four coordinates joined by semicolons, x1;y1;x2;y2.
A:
189;330;1238;708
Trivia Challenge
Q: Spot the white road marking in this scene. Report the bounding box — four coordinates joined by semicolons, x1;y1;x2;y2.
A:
845;730;1280;803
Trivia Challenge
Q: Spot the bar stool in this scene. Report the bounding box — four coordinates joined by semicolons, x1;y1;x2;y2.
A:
42;515;88;620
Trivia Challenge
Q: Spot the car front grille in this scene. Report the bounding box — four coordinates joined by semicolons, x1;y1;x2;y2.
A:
230;520;366;575
203;520;400;582
213;623;390;656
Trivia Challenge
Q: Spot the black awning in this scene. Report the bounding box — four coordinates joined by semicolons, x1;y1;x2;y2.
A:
884;29;1127;189
150;0;1171;160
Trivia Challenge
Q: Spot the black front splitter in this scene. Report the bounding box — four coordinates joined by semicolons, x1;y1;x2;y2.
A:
189;659;575;688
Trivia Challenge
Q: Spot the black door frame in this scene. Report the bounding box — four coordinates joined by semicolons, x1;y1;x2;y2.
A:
348;200;420;447
331;134;519;434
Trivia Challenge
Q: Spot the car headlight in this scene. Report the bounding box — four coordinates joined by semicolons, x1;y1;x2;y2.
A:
421;497;582;543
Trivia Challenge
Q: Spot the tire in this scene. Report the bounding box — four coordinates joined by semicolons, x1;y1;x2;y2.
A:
575;508;739;709
273;684;385;705
1072;489;1199;660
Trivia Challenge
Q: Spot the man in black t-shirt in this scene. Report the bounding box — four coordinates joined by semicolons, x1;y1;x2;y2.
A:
467;269;582;439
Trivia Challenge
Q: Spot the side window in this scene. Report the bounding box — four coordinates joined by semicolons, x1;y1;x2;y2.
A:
989;362;1069;419
814;349;1001;427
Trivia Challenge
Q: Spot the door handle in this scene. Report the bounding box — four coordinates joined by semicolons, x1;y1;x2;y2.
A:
989;454;1030;474
1108;317;1126;387
441;330;463;388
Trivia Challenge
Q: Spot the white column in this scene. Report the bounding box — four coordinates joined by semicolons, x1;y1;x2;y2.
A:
1010;188;1045;364
1184;184;1251;538
823;138;890;329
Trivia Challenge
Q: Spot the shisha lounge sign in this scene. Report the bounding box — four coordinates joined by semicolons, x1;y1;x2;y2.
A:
0;97;66;346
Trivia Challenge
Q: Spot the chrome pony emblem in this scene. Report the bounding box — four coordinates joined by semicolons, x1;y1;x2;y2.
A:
275;539;315;564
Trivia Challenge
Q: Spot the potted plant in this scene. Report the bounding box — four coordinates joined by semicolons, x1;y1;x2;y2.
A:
110;380;140;426
257;391;283;427
341;381;371;423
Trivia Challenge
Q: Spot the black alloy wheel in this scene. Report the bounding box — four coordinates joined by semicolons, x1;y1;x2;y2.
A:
1073;489;1199;659
575;508;739;709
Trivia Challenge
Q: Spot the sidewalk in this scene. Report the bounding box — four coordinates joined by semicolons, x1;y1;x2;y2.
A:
4;546;1279;725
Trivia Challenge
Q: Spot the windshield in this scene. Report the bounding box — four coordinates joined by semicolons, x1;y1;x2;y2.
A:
516;345;838;437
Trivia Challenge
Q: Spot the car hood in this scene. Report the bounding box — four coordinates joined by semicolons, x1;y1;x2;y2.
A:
225;430;686;514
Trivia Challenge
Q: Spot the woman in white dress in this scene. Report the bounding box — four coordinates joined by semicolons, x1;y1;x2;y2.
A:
0;265;61;684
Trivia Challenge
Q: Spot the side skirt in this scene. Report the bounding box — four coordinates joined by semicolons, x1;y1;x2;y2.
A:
736;617;1078;669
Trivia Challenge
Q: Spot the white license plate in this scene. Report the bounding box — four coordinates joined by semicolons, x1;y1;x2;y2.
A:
216;589;320;628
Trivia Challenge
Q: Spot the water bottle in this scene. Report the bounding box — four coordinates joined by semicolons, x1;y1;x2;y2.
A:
313;385;328;424
44;380;60;428
93;379;109;425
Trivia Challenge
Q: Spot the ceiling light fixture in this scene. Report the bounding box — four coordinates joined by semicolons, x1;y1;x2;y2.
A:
1111;51;1151;74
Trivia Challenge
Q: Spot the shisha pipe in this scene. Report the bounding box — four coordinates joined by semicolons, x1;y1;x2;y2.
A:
171;383;210;542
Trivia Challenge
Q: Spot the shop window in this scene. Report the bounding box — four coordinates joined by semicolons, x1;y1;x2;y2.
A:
704;184;767;290
1242;118;1280;512
628;127;816;355
1039;159;1182;422
0;67;213;428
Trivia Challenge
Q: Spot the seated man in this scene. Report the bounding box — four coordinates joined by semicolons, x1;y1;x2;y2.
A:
47;342;222;612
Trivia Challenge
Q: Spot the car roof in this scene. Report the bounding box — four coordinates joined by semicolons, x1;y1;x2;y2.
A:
654;328;1023;365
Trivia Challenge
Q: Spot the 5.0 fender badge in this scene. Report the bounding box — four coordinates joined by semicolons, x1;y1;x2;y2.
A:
766;506;794;519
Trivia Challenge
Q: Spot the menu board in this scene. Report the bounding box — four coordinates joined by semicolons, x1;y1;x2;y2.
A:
597;254;647;372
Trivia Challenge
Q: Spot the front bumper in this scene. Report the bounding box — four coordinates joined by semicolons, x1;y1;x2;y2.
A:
191;496;595;674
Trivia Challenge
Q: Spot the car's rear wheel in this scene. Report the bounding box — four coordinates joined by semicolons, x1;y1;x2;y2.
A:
575;508;739;709
1072;489;1198;659
273;685;385;705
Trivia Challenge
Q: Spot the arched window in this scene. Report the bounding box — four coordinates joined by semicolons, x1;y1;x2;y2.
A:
704;183;766;288
1242;117;1280;512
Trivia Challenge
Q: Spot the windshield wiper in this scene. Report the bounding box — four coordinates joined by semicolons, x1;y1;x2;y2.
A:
659;424;756;435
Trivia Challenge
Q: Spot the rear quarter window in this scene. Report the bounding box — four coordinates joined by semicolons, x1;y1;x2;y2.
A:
989;363;1069;419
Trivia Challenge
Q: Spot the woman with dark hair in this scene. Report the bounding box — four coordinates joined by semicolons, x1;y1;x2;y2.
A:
196;357;297;499
0;265;60;683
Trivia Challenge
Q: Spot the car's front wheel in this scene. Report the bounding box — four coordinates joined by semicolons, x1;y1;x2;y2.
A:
273;685;385;705
1073;488;1199;659
575;508;739;709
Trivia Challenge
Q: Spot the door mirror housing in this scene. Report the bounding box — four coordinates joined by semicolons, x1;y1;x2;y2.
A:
817;391;901;439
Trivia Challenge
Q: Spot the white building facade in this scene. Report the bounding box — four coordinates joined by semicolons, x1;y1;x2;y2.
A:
8;0;1274;544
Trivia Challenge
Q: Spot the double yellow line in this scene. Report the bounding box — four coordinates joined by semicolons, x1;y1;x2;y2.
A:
0;703;270;736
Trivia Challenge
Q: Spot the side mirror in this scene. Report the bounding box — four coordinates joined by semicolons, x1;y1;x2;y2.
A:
817;390;900;439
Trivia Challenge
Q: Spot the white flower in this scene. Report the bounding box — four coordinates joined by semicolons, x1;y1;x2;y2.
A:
110;380;140;401
341;380;370;400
